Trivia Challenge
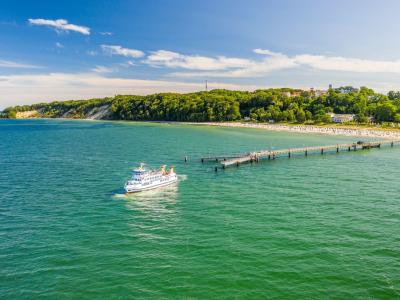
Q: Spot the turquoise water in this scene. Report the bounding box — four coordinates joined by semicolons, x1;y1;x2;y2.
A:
1;119;400;299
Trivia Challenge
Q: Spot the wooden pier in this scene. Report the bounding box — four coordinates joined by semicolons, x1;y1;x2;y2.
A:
200;140;400;169
200;154;248;162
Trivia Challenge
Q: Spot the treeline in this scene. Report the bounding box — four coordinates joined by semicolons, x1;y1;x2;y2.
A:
3;87;400;123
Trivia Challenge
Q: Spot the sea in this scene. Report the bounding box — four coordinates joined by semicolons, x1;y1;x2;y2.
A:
1;119;399;299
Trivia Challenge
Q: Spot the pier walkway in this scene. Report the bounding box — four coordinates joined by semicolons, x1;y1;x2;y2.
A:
200;140;400;169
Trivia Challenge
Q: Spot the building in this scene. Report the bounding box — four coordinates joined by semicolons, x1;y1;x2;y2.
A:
327;113;355;123
281;90;302;98
309;88;327;97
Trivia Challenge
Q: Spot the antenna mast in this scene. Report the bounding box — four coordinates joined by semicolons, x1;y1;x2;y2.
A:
205;80;208;92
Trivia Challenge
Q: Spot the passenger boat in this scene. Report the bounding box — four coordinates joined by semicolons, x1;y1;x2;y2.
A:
124;163;178;193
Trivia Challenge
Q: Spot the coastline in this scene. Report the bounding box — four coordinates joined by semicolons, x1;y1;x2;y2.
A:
177;122;400;139
6;117;400;139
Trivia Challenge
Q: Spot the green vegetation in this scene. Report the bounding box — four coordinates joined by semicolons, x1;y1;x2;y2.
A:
4;86;400;124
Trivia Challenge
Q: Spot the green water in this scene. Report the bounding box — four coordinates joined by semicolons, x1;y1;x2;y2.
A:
1;119;400;299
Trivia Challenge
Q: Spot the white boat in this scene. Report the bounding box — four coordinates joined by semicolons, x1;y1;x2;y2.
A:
124;163;178;193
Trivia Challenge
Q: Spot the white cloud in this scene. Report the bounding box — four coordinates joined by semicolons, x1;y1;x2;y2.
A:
294;54;400;73
55;42;64;48
255;49;400;74
101;45;144;58
0;59;41;69
99;32;113;36
144;50;253;71
120;60;136;67
165;48;400;78
91;66;113;73
28;18;90;35
253;48;283;56
159;49;295;77
0;72;259;108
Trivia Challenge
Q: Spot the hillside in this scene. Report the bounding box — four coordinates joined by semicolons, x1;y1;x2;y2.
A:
3;87;400;124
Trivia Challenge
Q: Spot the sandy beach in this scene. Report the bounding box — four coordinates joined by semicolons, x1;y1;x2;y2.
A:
182;122;400;139
12;116;400;139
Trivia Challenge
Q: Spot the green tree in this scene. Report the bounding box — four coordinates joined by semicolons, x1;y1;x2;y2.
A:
296;109;306;123
355;114;369;123
374;102;397;122
7;86;400;124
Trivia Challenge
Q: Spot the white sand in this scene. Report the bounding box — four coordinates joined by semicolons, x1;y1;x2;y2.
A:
183;122;400;139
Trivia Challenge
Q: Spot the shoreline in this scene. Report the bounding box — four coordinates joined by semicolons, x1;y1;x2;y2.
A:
168;121;400;139
5;117;400;139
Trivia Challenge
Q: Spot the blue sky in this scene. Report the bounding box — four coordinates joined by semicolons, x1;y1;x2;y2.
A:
2;0;400;108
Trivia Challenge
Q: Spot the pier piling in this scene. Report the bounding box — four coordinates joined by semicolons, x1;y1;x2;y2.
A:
204;140;400;169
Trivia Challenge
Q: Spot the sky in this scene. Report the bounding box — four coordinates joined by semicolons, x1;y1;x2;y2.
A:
2;0;400;108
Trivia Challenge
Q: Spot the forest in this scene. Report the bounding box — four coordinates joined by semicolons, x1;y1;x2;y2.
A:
3;87;400;124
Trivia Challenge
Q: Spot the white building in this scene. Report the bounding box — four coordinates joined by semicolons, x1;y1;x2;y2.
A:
327;113;355;123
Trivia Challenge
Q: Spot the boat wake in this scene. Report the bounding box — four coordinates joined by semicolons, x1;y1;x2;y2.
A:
112;192;128;199
178;174;188;181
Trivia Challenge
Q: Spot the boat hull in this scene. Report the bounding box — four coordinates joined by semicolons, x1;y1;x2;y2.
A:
124;175;178;193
